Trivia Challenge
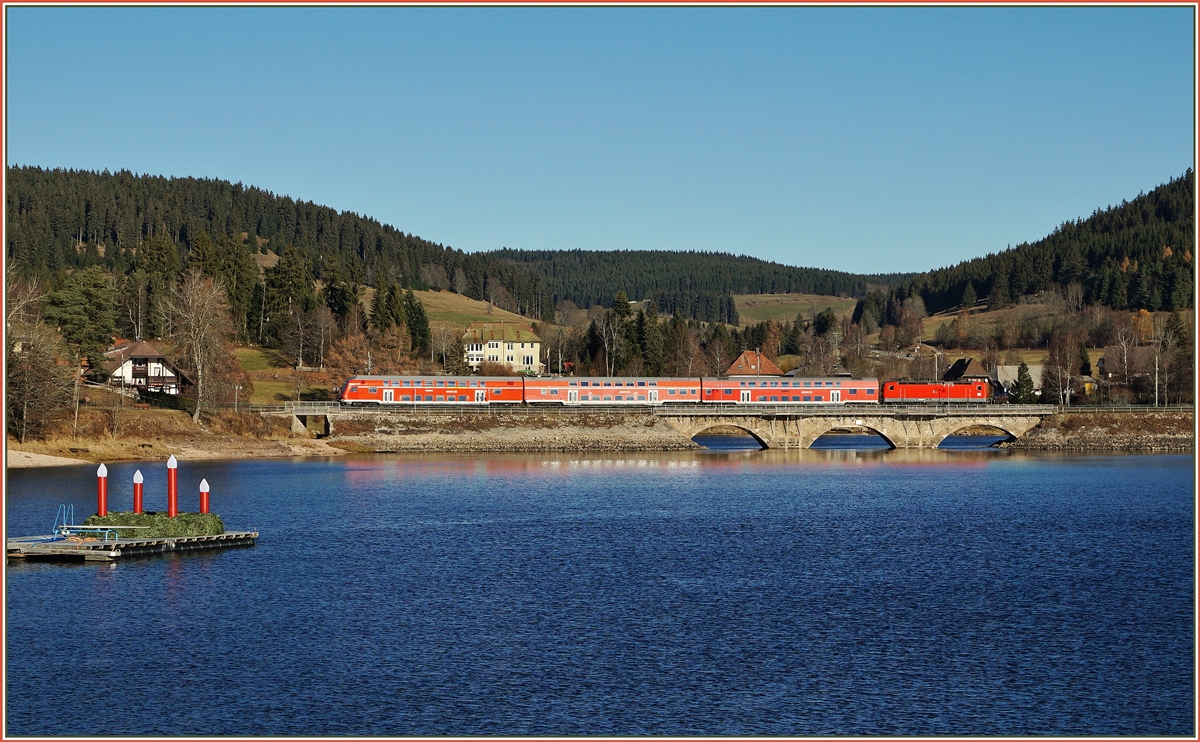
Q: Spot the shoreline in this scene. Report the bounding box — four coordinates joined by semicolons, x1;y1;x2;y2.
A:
7;411;1192;467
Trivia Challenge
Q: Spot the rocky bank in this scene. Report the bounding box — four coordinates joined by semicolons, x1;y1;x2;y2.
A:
1001;411;1194;451
326;411;700;453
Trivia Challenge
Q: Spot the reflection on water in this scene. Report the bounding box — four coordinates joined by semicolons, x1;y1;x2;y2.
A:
5;451;1193;736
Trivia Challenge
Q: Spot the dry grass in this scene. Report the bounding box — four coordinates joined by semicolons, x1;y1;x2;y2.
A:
734;294;858;326
356;287;528;327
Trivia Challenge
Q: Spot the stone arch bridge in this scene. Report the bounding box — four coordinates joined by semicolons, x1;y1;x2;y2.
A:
264;402;1057;450
655;404;1058;449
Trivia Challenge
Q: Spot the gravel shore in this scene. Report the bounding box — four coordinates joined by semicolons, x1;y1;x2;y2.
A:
1000;411;1194;451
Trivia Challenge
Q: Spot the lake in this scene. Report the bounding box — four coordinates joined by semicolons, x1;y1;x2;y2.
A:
5;446;1194;736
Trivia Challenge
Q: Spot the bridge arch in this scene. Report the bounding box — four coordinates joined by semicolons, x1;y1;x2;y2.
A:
932;421;1015;448
800;418;896;449
690;423;769;449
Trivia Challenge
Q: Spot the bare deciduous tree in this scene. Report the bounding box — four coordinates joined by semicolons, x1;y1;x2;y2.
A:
166;270;234;423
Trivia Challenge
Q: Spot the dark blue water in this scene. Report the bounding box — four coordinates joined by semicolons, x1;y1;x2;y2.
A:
6;451;1194;736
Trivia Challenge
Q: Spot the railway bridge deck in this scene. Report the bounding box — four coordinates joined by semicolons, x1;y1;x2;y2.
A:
254;402;1061;449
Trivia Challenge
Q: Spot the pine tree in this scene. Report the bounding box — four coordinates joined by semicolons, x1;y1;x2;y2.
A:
371;278;391;331
961;281;977;308
1010;362;1036;404
403;289;430;351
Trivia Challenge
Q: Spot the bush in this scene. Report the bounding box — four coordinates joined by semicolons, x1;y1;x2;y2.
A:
82;511;225;538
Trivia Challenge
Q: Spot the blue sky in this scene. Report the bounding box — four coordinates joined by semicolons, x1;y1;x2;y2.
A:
4;6;1194;274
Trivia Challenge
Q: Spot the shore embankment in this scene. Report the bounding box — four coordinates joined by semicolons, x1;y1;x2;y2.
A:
1000;411;1194;451
326;411;700;453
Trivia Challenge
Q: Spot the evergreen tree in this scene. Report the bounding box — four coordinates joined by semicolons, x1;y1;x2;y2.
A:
961;281;977;308
640;302;664;376
403;289;430;350
386;285;406;329
371;278;391;331
1010;362;1037;404
41;265;117;368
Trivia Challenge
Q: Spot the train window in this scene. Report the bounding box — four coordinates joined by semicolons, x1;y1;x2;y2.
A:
459;395;468;401
436;381;444;387
836;381;842;386
792;395;801;401
368;388;378;394
849;389;858;394
868;389;876;395
615;395;623;400
425;380;433;387
551;390;559;395
349;386;358;392
581;381;589;386
770;382;778;388
804;382;811;387
724;389;733;395
669;389;677;395
540;389;547;395
976;385;983;390
604;395;612;401
740;382;746;387
804;395;811;401
603;382;612;387
638;395;646;401
401;395;410;401
493;389;501;396
638;381;646;387
649;382;657;386
770;395;778;401
569;382;578;386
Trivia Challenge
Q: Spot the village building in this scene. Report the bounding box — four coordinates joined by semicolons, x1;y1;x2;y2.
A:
990;364;1045;397
463;322;544;374
1097;346;1159;381
102;340;191;395
942;357;990;382
726;350;783;377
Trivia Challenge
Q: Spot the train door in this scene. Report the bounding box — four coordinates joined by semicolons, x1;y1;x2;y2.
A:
830;390;840;403
474;389;487;402
740;390;751;403
568;390;578;403
649;390;658;403
383;389;394;403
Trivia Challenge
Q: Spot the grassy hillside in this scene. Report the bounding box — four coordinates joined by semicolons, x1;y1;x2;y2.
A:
735;294;858;326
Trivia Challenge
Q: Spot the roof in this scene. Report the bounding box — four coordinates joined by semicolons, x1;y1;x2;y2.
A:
103;340;170;372
942;357;990;381
990;364;1044;391
726;350;783;377
464;322;540;343
1098;346;1158;374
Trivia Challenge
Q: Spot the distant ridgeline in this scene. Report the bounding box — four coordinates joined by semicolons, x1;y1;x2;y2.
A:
488;248;914;324
5;166;552;318
856;169;1195;326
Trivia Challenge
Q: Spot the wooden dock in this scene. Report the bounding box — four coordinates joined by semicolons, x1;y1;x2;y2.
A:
6;531;258;562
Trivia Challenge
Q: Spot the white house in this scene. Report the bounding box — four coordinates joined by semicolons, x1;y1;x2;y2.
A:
103;340;189;394
463;322;544;374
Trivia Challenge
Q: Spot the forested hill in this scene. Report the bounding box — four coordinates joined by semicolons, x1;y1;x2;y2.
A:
857;169;1194;325
5;166;552;318
487;248;914;322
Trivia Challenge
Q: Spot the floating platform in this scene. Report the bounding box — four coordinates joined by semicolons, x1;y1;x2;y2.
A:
6;531;258;562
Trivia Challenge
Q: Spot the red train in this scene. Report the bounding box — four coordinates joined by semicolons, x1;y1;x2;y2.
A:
880;380;989;403
339;375;988;406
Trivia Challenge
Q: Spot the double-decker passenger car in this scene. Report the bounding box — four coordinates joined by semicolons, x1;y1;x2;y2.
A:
879;380;989;403
340;376;523;404
702;377;880;404
523;376;701;405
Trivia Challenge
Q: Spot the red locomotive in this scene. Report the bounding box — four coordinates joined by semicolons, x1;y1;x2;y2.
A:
879;380;989;403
